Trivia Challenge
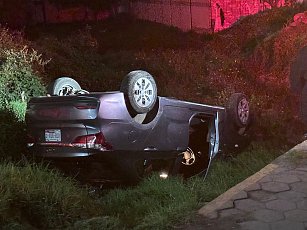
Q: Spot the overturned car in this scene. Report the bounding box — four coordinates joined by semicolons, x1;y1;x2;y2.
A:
25;70;251;184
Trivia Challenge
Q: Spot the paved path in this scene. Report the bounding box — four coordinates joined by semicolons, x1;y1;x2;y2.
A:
180;141;307;230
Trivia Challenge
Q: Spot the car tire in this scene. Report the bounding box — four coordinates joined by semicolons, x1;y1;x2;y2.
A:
47;77;81;96
226;93;250;128
290;46;307;93
120;70;157;114
301;83;307;126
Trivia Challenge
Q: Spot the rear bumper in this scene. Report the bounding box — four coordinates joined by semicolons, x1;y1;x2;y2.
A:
27;145;179;161
26;146;180;183
27;145;92;158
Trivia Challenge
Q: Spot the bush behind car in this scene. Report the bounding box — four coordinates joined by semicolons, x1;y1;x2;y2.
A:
0;27;46;160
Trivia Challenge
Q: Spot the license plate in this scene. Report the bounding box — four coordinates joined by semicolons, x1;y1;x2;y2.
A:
45;129;61;142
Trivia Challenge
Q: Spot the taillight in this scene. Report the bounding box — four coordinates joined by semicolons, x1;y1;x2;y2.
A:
72;132;112;150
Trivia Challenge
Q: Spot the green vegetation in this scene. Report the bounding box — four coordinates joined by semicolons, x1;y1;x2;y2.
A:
96;144;280;229
0;4;306;229
0;144;277;229
0;122;279;230
0;27;45;160
286;149;307;165
0;28;46;109
0;162;101;229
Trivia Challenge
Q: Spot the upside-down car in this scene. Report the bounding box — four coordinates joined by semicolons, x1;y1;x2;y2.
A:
26;70;251;184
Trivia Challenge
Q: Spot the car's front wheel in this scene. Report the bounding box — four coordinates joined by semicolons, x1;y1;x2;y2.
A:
227;93;251;129
222;93;251;153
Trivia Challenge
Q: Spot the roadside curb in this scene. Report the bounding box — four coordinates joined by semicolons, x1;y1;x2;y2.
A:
198;141;307;218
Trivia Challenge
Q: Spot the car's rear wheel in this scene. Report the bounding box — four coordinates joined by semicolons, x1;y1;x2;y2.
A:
120;70;157;114
47;77;81;96
222;93;251;153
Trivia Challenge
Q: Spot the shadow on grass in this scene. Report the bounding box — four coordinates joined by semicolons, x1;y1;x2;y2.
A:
0;109;27;161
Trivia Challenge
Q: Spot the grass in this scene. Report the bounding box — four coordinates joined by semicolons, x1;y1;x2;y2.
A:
286;149;307;165
94;143;281;229
0;162;101;229
0;143;281;229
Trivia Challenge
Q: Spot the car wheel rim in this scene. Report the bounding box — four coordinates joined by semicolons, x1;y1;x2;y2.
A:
58;85;75;96
237;98;249;125
181;147;196;166
133;77;154;108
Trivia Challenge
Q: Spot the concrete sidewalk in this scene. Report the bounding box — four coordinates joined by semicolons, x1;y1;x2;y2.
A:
180;141;307;230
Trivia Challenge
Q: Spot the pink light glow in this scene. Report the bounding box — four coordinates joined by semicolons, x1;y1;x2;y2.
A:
131;0;286;32
211;0;284;32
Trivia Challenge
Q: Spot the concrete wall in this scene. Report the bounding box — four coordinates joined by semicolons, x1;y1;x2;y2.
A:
211;0;285;31
0;0;287;29
31;0;110;24
130;0;211;32
130;0;286;32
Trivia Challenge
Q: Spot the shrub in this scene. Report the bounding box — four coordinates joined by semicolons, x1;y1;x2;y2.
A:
0;26;47;160
0;48;45;108
7;101;27;122
0;28;27;52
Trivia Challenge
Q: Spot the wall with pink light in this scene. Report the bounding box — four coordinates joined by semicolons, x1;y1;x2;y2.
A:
211;0;286;31
130;0;286;32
